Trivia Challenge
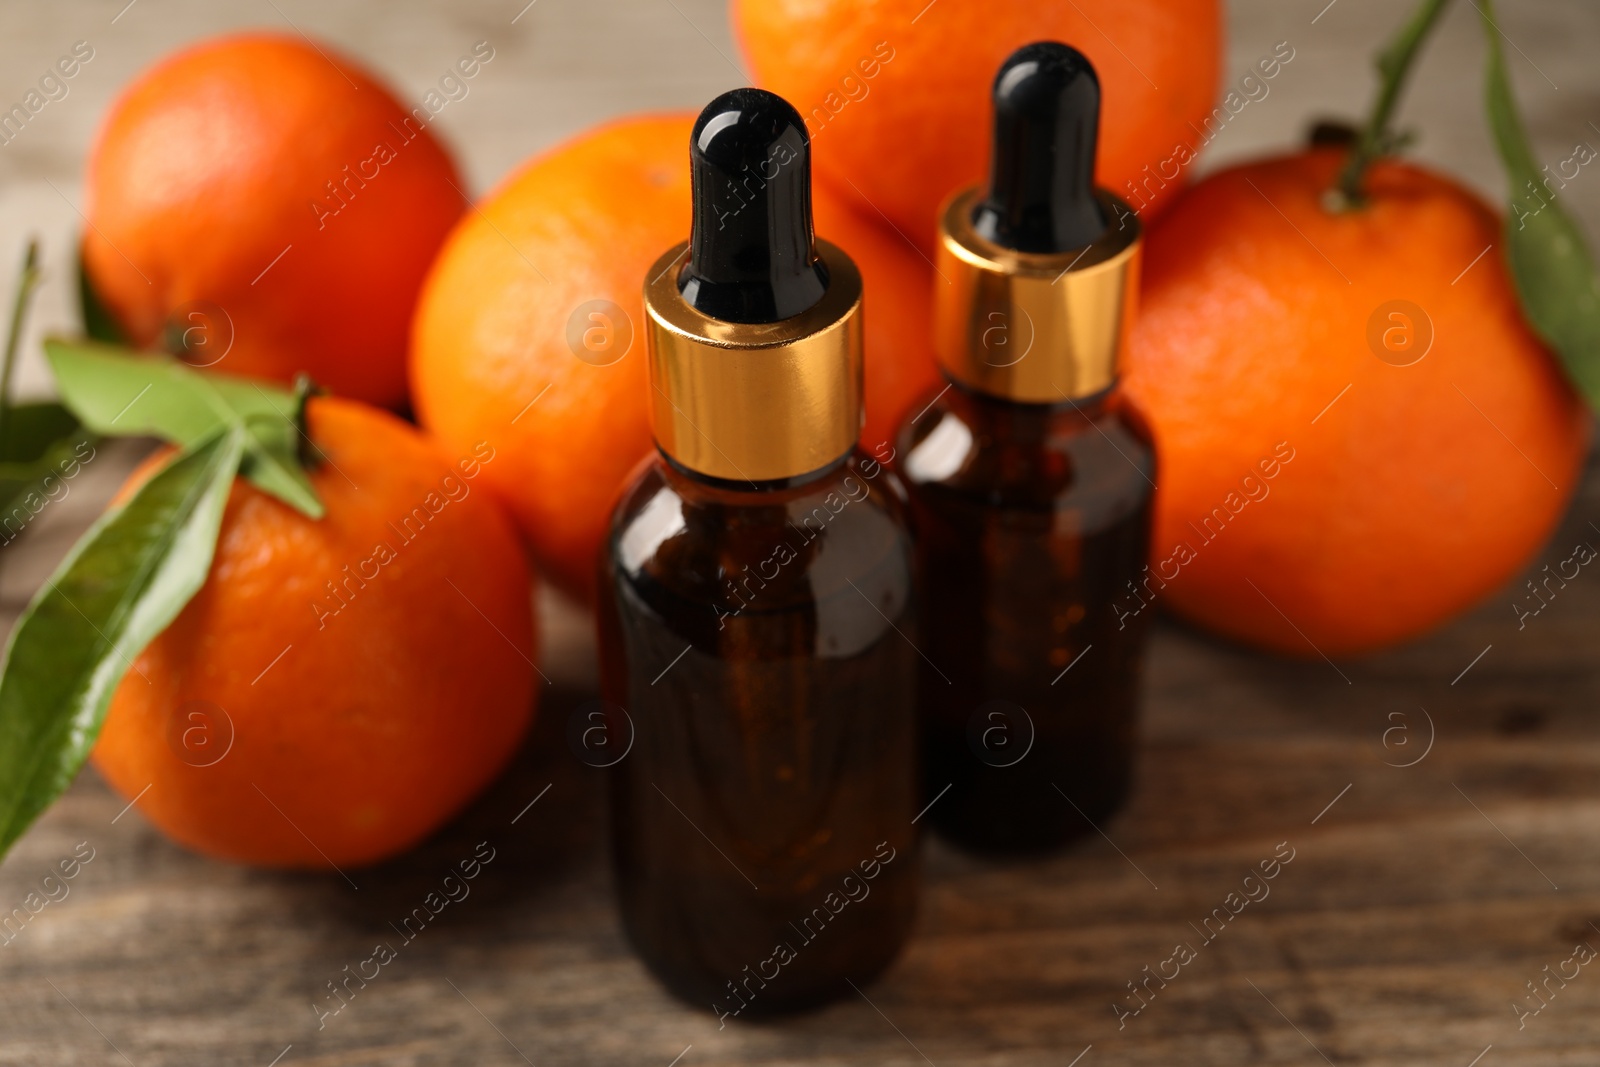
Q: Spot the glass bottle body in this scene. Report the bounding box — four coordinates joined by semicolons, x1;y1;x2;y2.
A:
897;379;1156;853
598;449;919;1016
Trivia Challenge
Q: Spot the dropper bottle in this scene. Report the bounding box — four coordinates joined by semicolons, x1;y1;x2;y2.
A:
597;88;919;1015
896;42;1156;853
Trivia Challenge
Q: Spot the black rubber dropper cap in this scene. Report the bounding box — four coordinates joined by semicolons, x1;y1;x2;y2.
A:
679;88;829;324
972;41;1108;254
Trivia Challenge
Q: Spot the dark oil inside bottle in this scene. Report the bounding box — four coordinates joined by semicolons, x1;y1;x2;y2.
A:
598;450;919;1016
897;381;1155;853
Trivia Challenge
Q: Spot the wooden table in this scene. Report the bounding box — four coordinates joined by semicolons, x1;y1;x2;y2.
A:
2;1;1598;1064
4;457;1599;1067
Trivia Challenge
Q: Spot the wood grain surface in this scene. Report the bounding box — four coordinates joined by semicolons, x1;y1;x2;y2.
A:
2;460;1595;1066
2;1;1599;1064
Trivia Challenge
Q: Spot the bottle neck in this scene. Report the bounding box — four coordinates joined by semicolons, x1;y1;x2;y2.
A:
658;444;854;498
945;370;1119;430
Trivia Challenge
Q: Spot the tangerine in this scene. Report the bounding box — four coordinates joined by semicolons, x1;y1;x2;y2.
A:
1123;148;1591;656
733;0;1223;250
409;113;936;603
83;32;465;408
92;396;537;868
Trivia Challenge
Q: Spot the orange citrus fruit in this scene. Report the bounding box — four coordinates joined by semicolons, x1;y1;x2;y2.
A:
92;396;537;868
1123;148;1591;656
733;0;1224;250
83;32;465;408
410;113;936;603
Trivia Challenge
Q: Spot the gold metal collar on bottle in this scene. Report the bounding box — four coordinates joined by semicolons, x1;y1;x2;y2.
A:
934;187;1141;404
643;239;863;483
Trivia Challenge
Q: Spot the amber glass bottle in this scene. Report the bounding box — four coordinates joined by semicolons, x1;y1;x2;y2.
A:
899;379;1154;851
598;88;918;1017
897;42;1156;854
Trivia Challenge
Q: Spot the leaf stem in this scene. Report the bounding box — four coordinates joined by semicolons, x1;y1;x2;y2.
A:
0;240;42;455
1331;0;1455;209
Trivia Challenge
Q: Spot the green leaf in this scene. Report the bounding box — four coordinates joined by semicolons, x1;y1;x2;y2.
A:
0;401;80;464
77;245;126;345
0;426;245;858
46;340;269;441
44;339;324;519
226;380;324;519
1480;0;1600;406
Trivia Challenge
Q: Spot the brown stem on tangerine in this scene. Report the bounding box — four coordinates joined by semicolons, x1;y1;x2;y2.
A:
1330;0;1455;210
